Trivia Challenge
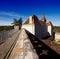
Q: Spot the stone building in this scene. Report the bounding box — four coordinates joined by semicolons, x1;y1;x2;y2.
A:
22;15;53;39
14;25;19;30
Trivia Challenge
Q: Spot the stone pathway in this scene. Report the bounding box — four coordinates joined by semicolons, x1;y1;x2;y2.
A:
9;29;39;59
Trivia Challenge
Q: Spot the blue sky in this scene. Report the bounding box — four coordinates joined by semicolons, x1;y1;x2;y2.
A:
0;0;60;26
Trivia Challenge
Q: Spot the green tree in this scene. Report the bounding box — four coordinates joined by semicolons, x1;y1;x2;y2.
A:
17;18;22;29
12;19;18;25
12;18;23;29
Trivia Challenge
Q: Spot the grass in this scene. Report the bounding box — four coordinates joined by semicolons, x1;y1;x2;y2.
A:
53;40;60;44
53;26;60;32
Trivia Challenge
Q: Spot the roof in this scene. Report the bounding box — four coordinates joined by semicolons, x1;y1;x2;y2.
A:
24;15;40;24
41;39;60;55
40;20;47;26
24;18;29;24
24;15;53;26
47;21;53;26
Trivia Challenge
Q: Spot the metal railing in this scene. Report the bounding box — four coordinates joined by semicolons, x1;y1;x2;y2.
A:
0;29;18;43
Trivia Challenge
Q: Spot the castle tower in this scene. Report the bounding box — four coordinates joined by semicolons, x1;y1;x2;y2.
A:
41;14;46;22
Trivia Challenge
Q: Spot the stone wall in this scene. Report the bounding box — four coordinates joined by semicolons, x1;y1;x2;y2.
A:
55;33;60;41
22;24;35;35
14;26;19;30
22;24;50;39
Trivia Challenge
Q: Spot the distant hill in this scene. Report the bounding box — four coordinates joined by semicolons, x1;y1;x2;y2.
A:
0;26;14;31
53;26;60;32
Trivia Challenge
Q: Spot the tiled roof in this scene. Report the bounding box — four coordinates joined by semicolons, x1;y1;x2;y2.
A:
24;15;40;24
40;20;46;26
24;18;29;24
41;39;60;55
24;15;52;27
47;21;53;26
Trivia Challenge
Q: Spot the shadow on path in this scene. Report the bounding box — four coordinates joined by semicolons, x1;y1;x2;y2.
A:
25;30;60;59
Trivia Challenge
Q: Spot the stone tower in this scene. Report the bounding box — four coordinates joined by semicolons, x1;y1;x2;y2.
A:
41;14;46;22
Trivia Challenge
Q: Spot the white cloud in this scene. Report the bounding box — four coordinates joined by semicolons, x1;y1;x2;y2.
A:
0;11;25;18
0;17;12;26
0;11;28;25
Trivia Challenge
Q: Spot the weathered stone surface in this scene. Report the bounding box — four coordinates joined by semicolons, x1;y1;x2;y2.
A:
9;29;39;59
